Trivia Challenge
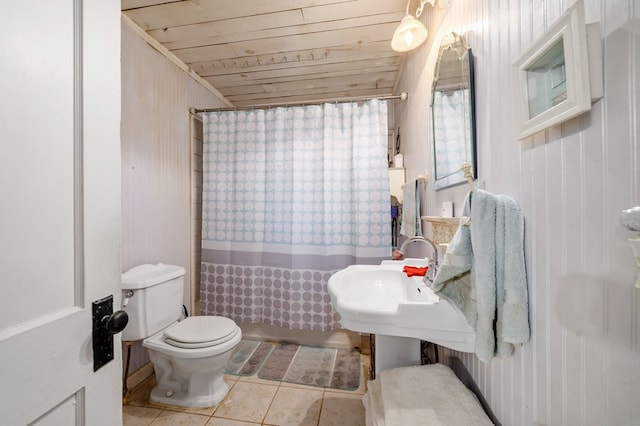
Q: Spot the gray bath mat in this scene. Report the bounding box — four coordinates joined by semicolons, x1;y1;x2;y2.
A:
224;339;361;390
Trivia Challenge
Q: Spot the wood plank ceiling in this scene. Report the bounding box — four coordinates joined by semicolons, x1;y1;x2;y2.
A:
121;0;410;107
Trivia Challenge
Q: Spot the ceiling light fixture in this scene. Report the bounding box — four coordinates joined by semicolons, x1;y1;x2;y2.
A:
391;0;435;52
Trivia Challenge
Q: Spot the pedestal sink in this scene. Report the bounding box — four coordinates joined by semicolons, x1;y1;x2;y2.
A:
328;259;475;372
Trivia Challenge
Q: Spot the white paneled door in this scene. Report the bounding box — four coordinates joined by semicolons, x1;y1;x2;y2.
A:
0;0;122;424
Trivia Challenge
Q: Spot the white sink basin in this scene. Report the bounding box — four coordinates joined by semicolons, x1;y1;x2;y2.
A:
328;259;475;352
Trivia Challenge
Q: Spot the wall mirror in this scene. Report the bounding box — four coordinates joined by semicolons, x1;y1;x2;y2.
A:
431;32;477;190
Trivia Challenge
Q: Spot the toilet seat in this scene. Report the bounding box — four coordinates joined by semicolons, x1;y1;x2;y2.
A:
163;316;238;349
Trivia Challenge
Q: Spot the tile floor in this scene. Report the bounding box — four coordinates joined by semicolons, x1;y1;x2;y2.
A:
123;353;371;426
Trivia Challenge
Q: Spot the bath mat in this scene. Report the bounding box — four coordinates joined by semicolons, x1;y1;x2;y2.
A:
329;345;361;390
224;339;260;374
224;340;361;391
256;342;299;381
224;340;275;375
282;345;335;387
239;341;274;375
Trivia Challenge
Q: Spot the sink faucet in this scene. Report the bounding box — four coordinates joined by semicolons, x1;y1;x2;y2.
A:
397;236;439;285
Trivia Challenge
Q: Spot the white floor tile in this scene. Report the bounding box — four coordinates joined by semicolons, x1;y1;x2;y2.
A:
149;410;209;426
263;386;323;426
318;392;366;426
212;381;278;423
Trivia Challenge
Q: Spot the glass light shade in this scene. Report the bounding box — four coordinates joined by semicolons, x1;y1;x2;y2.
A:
391;14;428;52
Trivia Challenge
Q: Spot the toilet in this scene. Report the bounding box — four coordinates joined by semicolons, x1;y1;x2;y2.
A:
121;263;241;408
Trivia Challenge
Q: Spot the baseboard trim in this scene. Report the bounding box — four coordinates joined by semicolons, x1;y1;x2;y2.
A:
126;362;154;390
238;323;362;350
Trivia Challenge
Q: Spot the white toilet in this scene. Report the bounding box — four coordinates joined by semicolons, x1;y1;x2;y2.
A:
121;263;241;408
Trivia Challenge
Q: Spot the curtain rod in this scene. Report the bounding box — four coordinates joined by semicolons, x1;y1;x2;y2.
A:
190;92;408;114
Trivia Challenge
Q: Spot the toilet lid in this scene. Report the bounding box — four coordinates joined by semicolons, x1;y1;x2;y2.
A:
164;316;238;349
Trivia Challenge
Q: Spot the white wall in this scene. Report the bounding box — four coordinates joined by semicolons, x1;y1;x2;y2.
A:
120;23;227;372
121;24;226;303
395;0;639;424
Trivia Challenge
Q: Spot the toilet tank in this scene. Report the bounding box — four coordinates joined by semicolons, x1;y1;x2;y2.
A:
121;263;185;342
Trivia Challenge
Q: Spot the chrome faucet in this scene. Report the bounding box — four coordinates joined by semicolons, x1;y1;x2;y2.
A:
398;236;439;285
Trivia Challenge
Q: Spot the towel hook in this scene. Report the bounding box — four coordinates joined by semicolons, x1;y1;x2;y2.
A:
401;173;428;189
459;163;474;226
460;162;475;191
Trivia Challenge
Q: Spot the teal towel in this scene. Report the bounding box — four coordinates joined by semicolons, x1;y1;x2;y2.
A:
399;179;422;237
432;189;530;362
431;191;475;327
470;190;498;362
496;194;530;350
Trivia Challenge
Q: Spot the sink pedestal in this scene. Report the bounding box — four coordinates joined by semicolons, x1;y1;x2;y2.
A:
374;334;421;375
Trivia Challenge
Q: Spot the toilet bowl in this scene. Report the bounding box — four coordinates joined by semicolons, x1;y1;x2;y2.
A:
121;263;242;408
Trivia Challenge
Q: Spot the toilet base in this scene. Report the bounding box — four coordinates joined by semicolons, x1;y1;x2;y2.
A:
149;375;230;408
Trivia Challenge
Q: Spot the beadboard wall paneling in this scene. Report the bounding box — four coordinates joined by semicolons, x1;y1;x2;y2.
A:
394;0;640;424
121;23;226;372
121;24;225;304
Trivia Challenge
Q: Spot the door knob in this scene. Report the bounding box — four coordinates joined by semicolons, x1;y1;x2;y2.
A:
101;310;128;334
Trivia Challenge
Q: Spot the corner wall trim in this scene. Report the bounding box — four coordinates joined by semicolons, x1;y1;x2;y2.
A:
121;13;234;108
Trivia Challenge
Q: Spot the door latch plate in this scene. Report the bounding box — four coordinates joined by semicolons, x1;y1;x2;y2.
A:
92;295;115;372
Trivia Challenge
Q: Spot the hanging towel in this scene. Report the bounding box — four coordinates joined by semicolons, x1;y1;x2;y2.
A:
399;179;422;237
496;194;530;351
431;191;476;327
432;189;530;362
469;190;498;362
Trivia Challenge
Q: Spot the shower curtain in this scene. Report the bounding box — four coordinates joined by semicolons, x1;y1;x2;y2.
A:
200;100;391;331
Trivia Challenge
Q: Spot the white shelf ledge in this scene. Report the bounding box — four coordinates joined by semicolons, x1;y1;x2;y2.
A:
421;216;466;245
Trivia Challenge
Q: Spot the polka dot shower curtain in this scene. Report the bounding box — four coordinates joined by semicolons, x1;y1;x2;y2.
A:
200;100;391;331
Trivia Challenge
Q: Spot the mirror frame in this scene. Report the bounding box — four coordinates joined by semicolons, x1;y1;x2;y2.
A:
430;33;477;191
513;0;591;140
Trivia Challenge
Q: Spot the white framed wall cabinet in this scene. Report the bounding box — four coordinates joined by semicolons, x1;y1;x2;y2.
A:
513;0;601;140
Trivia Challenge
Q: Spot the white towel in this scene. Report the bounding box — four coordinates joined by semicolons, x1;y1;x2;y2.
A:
363;378;385;426
374;364;493;425
399;179;422;237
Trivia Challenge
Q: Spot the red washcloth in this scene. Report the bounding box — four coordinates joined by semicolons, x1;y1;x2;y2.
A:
403;265;429;277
